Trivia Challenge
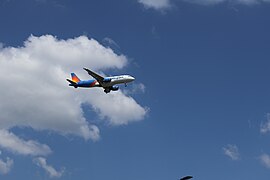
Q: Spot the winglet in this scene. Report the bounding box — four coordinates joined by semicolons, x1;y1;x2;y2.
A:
83;67;91;75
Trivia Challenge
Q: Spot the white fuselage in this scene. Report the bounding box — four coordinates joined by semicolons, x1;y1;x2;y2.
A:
100;75;135;87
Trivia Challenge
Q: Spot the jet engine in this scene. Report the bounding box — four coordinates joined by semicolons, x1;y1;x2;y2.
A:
103;77;111;83
110;85;119;91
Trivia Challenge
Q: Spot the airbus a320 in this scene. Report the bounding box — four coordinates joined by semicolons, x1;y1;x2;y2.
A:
66;68;135;93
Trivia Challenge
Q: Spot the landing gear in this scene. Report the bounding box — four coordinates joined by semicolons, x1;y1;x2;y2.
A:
125;83;127;87
104;88;110;94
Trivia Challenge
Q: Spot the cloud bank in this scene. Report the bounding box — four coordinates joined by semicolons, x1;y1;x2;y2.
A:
0;35;147;175
0;34;147;139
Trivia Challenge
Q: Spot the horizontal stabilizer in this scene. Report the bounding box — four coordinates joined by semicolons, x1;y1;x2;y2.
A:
66;79;77;85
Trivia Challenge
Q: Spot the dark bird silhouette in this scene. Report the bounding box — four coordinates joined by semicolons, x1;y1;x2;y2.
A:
180;176;193;180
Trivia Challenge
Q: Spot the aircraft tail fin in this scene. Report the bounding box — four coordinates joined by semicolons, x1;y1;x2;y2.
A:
71;73;81;83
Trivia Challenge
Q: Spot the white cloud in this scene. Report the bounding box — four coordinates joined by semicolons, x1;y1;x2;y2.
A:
234;0;259;5
0;35;147;142
223;144;240;160
0;130;51;156
138;0;270;10
103;37;120;49
138;0;172;10
34;157;64;178
133;83;146;93
0;157;13;175
182;0;226;5
88;90;148;125
259;153;270;169
123;83;146;94
235;0;270;5
184;0;270;5
260;113;270;134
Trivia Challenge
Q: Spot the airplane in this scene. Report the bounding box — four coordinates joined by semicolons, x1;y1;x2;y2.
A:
66;68;135;93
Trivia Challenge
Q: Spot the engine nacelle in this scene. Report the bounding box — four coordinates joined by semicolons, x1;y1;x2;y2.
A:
103;78;111;83
110;85;119;91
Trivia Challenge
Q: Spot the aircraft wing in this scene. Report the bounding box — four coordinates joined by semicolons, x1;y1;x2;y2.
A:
83;68;104;82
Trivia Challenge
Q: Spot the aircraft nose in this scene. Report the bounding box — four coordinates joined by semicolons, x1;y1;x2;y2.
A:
130;76;135;81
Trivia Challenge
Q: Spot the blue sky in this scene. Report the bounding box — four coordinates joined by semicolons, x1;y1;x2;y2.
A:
0;0;270;179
